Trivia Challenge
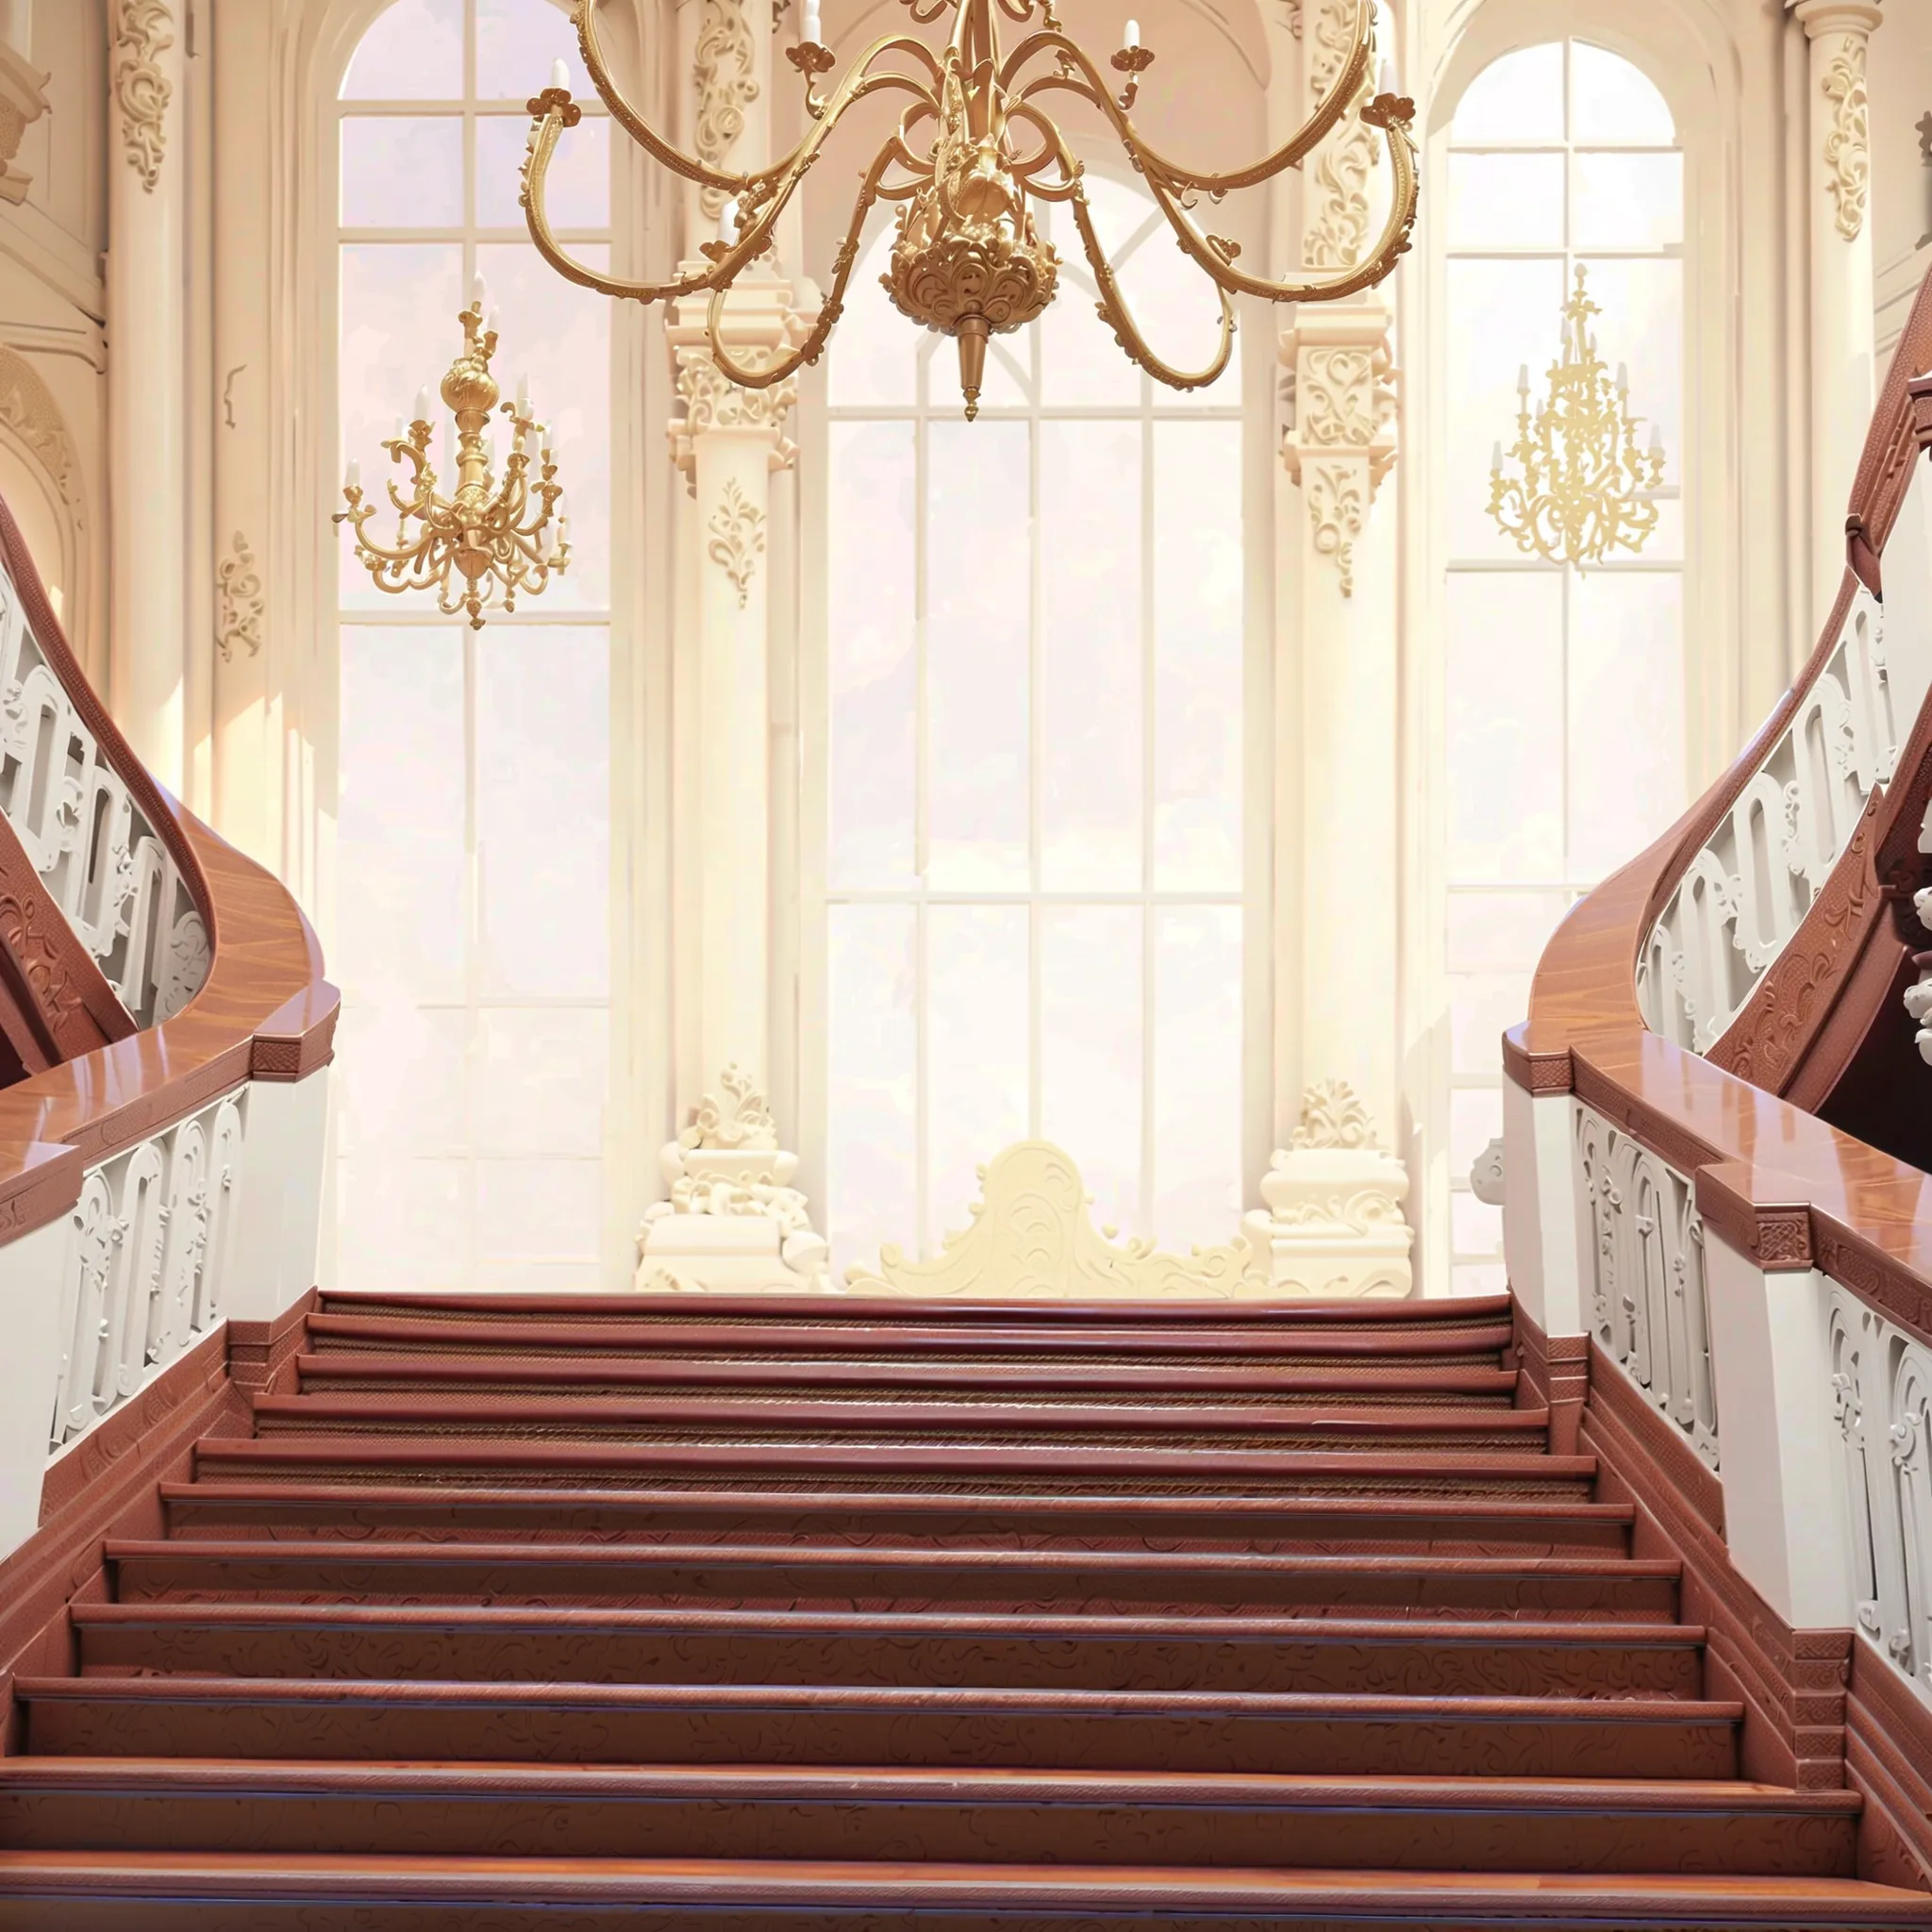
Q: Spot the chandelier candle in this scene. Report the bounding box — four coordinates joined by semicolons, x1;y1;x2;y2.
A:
521;0;1418;418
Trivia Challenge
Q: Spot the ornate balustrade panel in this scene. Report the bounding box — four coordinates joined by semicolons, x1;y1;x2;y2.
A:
1831;1284;1932;1700
0;554;208;1030
1574;1101;1720;1471
47;1085;246;1453
1638;584;1923;1054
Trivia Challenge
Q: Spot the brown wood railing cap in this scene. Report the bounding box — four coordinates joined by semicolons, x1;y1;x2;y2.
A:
1518;264;1932;1346
0;492;336;1241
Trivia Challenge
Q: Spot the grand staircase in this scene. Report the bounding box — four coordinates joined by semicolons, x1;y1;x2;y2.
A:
1;1290;1927;1927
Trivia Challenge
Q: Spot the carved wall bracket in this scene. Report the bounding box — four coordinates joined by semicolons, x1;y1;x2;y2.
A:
1280;308;1396;598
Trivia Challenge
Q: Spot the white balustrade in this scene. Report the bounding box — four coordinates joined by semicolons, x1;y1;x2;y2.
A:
1574;1102;1720;1470
0;556;210;1030
1639;586;1923;1053
1831;1286;1932;1699
46;1085;246;1452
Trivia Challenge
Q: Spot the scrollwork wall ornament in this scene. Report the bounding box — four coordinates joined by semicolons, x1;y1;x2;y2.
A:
1290;1078;1378;1151
692;0;758;220
1821;35;1870;242
0;347;81;508
682;1062;778;1152
1305;461;1365;596
1304;0;1381;272
214;532;263;662
112;0;175;193
707;479;766;608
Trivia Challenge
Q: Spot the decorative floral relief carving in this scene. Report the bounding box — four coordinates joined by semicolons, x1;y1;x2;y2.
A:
1304;0;1379;272
845;1140;1268;1299
669;352;801;481
0;886;83;1025
1821;36;1870;242
693;0;758;219
708;478;765;608
682;1062;778;1152
1290;1078;1379;1151
0;347;80;508
214;531;263;663
1304;461;1365;596
112;0;174;193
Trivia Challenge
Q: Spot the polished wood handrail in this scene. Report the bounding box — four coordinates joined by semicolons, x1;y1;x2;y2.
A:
1515;266;1932;1349
0;494;337;1240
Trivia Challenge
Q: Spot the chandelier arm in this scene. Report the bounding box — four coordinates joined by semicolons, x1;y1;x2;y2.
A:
334;502;443;573
1001;2;1373;193
1064;176;1236;391
704;146;904;388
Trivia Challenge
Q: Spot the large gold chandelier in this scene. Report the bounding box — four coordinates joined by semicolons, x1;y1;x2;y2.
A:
1488;265;1666;565
522;0;1418;419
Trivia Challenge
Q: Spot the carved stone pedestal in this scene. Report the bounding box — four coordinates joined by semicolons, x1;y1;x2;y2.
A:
1241;1082;1414;1299
635;1066;833;1292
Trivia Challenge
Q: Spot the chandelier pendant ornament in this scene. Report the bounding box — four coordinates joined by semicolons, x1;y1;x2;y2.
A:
523;0;1418;420
1488;264;1667;566
333;275;571;629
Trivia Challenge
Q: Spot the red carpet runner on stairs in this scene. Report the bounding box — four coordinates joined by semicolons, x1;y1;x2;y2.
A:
0;1289;1926;1928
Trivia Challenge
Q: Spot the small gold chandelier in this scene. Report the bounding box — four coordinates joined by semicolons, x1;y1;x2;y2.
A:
335;276;570;629
1488;265;1666;566
522;0;1418;419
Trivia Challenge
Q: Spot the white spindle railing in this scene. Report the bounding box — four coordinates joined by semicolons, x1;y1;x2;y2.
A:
0;558;209;1029
1574;1102;1720;1470
46;1085;246;1452
1638;586;1924;1054
1831;1286;1932;1697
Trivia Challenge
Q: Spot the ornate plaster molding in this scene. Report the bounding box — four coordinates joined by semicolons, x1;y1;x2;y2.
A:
111;0;174;193
683;1062;776;1151
1821;37;1870;242
0;346;81;510
1290;1077;1380;1151
844;1141;1269;1300
214;532;262;662
0;44;50;207
693;0;758;220
1280;308;1396;597
707;477;767;608
1303;0;1379;272
1302;461;1365;595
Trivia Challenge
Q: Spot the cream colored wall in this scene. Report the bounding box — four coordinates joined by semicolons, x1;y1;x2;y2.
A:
0;0;108;689
1870;0;1931;359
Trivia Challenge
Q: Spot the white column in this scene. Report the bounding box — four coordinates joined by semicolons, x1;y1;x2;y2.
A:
639;275;832;1292
106;0;187;791
1793;0;1882;629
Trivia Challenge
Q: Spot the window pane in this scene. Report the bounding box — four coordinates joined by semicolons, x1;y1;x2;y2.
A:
1153;906;1242;1250
827;905;918;1274
927;905;1028;1250
925;420;1029;890
475;1158;602;1274
1450;969;1531;1077
476;0;590;96
341;116;462;228
1041;906;1142;1239
1450;1086;1504;1175
1446;889;1573;972
341;0;463;98
1572;151;1683;249
1567;571;1683;877
339;243;465;604
475;1008;608;1159
478;111;608;228
1040;275;1141;408
475;625;610;998
1450;42;1564;142
828;421;917;889
338;1005;468;1160
337;625;466;1004
475;242;611;608
828;229;920;407
1041;420;1141;893
1445;152;1564;249
1153;420;1242;890
337;1158;467;1287
1446;571;1564;881
1576;255;1683;467
1571;42;1674;144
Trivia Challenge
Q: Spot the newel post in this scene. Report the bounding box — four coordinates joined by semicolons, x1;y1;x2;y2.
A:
641;279;833;1292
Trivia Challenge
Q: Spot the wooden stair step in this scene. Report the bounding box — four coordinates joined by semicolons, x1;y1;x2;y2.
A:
0;1852;1924;1930
0;1761;1863;1874
16;1677;1740;1779
245;1391;1551;1450
72;1604;1707;1697
302;1311;1517;1366
192;1435;1597;1496
103;1538;1683;1618
157;1480;1638;1553
291;1350;1522;1403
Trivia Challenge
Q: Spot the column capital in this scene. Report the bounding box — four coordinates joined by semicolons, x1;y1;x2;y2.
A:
0;42;48;206
1790;0;1882;40
666;272;818;483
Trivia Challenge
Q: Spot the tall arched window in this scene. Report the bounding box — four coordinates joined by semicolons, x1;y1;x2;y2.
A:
812;175;1250;1272
331;0;616;1288
1439;40;1686;1290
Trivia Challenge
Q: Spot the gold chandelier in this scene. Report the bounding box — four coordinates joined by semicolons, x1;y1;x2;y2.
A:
522;0;1418;419
1488;265;1666;566
335;277;571;629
